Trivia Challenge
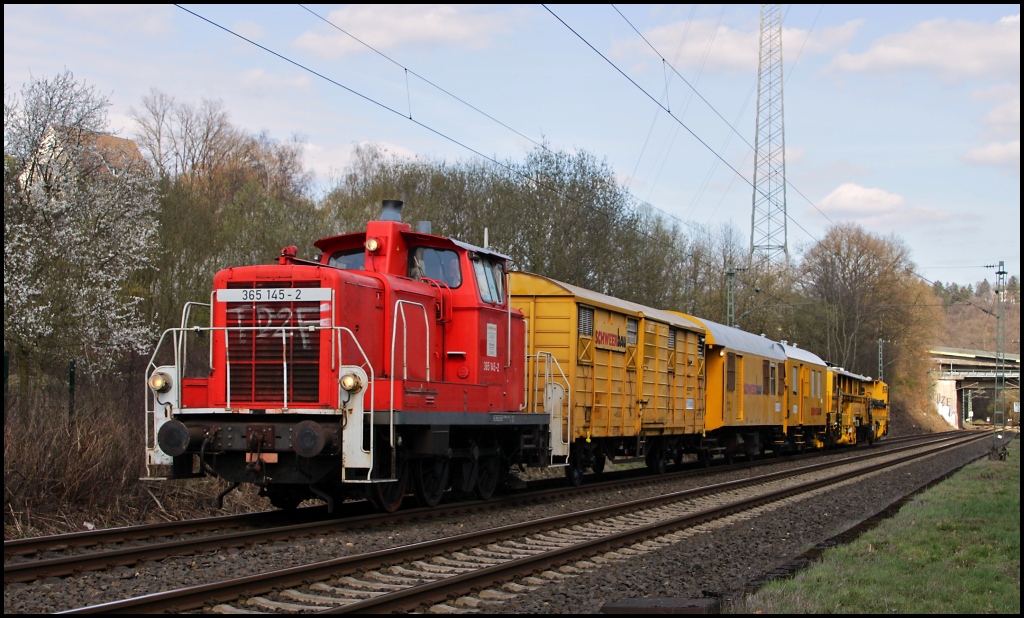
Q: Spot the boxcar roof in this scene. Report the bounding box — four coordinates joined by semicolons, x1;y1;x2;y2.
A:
829;365;875;381
680;315;786;361
780;342;827;366
511;272;704;333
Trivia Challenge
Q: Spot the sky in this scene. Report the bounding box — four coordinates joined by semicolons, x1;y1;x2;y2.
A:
5;4;1020;287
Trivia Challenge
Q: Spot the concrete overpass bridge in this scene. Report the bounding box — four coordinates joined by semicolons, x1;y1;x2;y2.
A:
930;347;1020;427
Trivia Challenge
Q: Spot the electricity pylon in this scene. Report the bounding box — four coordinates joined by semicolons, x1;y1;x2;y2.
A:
750;4;788;264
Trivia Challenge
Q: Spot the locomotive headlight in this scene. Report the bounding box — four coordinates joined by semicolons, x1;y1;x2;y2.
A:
340;372;363;393
148;372;173;394
365;237;381;252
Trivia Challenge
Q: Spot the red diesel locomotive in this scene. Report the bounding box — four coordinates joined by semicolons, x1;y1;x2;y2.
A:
145;200;552;512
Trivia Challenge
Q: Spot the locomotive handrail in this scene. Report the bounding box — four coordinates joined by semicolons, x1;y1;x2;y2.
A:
176;301;211;378
420;278;452;323
389;300;431;483
390;300;431;383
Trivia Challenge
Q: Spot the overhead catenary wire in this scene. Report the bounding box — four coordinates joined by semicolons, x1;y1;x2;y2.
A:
288;5;791;299
557;5;995;316
174;5;750;290
178;5;989;319
295;3;735;256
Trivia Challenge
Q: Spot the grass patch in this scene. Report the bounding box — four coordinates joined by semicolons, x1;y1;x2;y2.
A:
739;434;1020;614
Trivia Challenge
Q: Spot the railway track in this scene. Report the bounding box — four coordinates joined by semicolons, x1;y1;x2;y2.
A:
55;431;988;614
4;432;947;585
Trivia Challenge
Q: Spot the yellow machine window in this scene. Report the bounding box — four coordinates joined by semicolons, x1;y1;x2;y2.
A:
727;352;736;392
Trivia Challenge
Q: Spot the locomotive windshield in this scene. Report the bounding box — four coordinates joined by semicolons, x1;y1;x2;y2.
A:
328;248;365;270
472;255;505;304
409;247;462;288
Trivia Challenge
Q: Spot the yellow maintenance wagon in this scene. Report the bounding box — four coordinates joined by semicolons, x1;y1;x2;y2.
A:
510;272;705;482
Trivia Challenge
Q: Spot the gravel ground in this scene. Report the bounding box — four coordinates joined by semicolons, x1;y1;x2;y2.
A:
491;433;1001;614
2;433;1000;613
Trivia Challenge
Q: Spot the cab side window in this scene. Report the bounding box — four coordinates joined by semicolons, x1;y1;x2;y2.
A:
472;255;505;304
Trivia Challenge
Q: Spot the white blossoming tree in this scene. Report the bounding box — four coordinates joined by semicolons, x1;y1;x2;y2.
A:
4;70;159;376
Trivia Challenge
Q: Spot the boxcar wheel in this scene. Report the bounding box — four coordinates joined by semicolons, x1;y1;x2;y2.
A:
698;448;712;468
591;453;606;475
565;459;584;487
645;448;667;475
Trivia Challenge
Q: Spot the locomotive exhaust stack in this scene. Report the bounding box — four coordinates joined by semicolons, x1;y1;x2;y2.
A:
379;198;403;221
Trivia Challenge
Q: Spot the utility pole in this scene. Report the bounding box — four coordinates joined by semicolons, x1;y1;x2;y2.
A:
988;261;1007;427
750;3;788;264
877;338;890;382
726;263;747;328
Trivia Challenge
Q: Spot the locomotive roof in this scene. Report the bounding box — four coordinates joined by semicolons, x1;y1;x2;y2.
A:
313;229;512;261
779;342;827;366
679;315;786;361
512;272;704;333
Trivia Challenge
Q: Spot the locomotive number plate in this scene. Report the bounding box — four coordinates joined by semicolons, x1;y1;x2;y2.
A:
217;288;332;303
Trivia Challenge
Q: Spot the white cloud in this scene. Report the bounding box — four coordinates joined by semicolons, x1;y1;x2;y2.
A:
61;5;174;37
294;5;516;59
609;19;863;74
963;140;1020;170
786;146;806;165
305;141;418;185
983;97;1020;132
829;15;1020;81
238;68;313;95
815;183;951;231
233;20;266;42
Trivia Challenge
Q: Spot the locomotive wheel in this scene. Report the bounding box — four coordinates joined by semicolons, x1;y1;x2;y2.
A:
367;462;408;513
474;454;500;500
414;457;450;508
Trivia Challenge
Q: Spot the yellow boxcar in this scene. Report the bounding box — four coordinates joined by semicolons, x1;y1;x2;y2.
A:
510;272;705;481
675;314;787;461
780;342;830;449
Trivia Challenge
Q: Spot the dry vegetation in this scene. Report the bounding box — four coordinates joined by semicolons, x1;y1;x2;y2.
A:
3;363;267;539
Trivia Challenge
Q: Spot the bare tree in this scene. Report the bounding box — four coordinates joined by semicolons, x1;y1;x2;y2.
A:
795;223;941;416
